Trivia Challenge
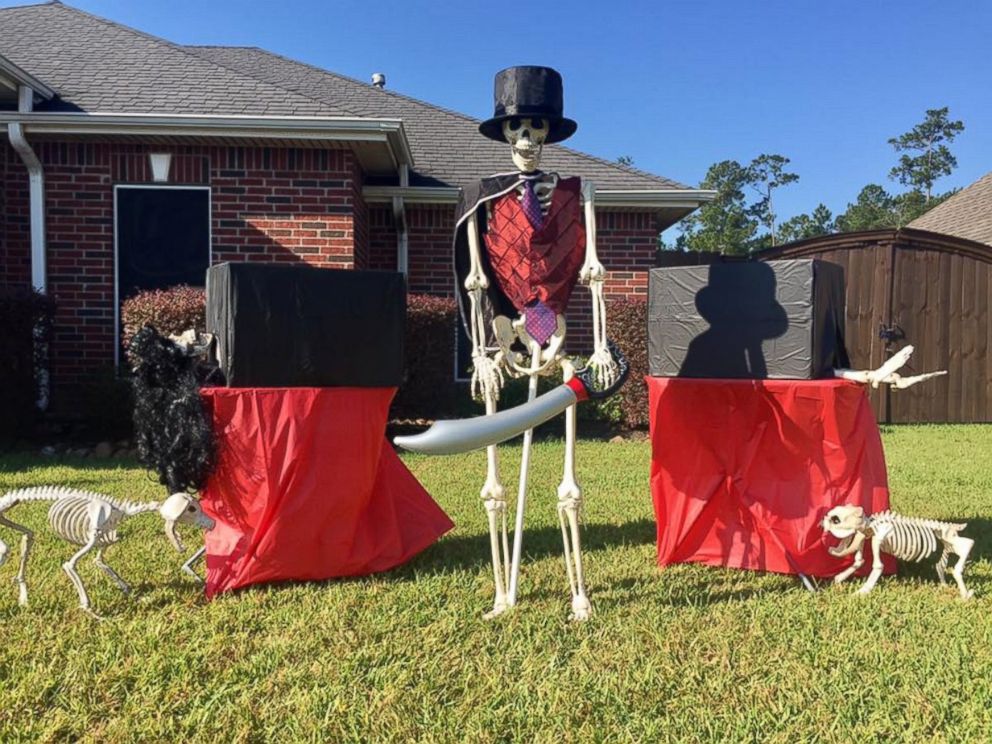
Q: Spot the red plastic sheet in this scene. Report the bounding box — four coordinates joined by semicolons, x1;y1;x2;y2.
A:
648;377;893;577
199;387;454;597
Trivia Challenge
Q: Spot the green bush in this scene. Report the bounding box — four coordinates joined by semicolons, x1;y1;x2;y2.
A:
606;298;649;429
0;288;54;447
391;294;459;421
120;285;206;358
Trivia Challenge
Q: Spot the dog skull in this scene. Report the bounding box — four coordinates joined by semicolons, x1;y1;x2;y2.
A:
159;493;215;553
503;117;550;173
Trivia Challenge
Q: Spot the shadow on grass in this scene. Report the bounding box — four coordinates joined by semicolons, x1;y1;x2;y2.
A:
390;518;659;578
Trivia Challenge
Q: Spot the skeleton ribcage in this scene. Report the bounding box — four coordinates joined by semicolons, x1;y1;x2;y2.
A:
48;498;118;547
874;517;939;562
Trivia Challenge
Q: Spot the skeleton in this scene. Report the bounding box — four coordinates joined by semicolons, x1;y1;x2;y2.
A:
462;115;618;621
0;485;214;616
833;344;947;389
822;505;974;599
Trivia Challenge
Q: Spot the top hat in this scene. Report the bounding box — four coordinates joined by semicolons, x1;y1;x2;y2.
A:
478;66;578;145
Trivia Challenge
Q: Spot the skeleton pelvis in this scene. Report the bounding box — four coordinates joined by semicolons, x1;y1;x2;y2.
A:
493;313;566;376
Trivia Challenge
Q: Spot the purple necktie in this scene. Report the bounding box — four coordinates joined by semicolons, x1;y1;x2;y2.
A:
521;180;544;230
524;300;557;345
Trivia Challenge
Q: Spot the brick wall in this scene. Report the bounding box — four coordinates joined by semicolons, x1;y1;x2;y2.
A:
1;142;31;287
1;142;364;410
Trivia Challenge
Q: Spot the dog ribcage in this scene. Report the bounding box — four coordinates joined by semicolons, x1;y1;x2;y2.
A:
48;497;119;546
868;511;963;562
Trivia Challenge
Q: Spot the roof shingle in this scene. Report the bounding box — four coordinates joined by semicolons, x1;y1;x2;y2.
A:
0;1;689;191
908;172;992;247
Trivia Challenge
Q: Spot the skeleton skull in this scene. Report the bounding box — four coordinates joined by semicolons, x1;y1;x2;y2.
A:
822;505;866;555
503;117;550;173
159;493;215;553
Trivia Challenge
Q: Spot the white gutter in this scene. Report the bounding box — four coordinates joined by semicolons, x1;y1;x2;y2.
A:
7;87;46;293
8;86;49;410
393;164;410;274
0;111;414;170
363;185;717;209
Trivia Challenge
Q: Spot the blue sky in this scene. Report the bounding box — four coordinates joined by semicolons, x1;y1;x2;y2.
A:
4;0;990;230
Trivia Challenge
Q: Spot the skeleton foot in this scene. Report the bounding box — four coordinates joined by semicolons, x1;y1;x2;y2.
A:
483;598;512;620
570;594;592;622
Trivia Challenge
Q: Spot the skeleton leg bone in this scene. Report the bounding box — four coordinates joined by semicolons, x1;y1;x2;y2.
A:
949;535;974;600
481;394;511;620
832;543;864;585
0;515;32;606
936;547;949;586
63;536;101;618
855;533;887;595
557;360;591;621
182;546;206;584
94;547;131;596
507;338;542;608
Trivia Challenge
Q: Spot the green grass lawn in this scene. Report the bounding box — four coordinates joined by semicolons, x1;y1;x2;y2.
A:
1;425;991;742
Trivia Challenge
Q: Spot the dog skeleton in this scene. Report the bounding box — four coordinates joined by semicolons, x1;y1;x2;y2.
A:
822;505;974;599
0;485;214;616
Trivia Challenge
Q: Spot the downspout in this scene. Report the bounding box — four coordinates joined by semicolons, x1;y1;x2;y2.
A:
393;164;409;275
8;85;49;408
8;86;45;292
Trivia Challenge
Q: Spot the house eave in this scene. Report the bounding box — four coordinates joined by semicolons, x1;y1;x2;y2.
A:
0;111;414;174
0;55;56;101
362;186;715;229
363;186;716;207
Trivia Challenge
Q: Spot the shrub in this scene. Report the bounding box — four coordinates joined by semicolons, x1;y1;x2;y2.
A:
606;298;649;429
391;294;459;420
0;288;54;446
120;285;206;356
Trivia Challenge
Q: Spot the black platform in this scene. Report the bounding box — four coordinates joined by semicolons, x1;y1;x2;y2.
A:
206;263;406;388
648;259;849;379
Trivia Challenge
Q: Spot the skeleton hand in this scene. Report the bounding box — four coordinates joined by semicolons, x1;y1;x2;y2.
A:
587;343;619;390
471;352;504;404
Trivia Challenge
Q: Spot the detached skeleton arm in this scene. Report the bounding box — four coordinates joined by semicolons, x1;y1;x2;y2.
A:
464;211;504;403
579;181;617;388
833;345;947;390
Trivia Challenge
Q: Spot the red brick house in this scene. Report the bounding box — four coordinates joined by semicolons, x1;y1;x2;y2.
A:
0;1;711;409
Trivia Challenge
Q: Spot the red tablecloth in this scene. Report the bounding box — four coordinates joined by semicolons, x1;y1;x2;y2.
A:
648;377;893;577
199;387;454;597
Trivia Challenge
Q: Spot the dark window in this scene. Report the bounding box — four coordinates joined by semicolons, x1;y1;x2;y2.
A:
116;187;210;301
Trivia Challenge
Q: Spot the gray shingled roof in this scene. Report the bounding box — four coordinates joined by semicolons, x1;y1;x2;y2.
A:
0;1;689;190
908;172;992;247
184;46;687;190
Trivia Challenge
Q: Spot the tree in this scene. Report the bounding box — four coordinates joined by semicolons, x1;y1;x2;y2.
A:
747;154;799;245
675;160;759;254
888;107;964;201
834;184;957;232
616;155;635;167
835;184;897;232
778;203;835;243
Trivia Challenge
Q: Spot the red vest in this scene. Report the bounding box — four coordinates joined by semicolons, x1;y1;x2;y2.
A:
483;177;586;316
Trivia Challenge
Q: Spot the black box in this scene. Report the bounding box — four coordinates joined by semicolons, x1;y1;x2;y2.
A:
206;263;406;388
648;259;849;379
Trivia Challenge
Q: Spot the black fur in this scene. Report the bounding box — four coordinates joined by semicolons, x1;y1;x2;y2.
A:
129;325;216;493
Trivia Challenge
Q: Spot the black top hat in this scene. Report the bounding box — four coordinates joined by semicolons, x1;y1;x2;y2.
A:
479;66;578;145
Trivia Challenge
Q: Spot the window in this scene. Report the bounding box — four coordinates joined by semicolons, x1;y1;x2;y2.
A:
114;186;211;363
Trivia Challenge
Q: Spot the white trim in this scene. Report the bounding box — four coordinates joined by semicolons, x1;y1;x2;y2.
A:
363;185;717;210
7;121;45;293
113;185;213;367
0;55;56;100
0;111;414;169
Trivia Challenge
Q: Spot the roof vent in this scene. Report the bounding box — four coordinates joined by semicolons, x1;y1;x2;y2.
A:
371;72;386;89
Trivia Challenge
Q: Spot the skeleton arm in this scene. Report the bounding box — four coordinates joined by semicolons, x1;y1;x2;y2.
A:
579;180;617;388
834;345;947;390
464;211;504;403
